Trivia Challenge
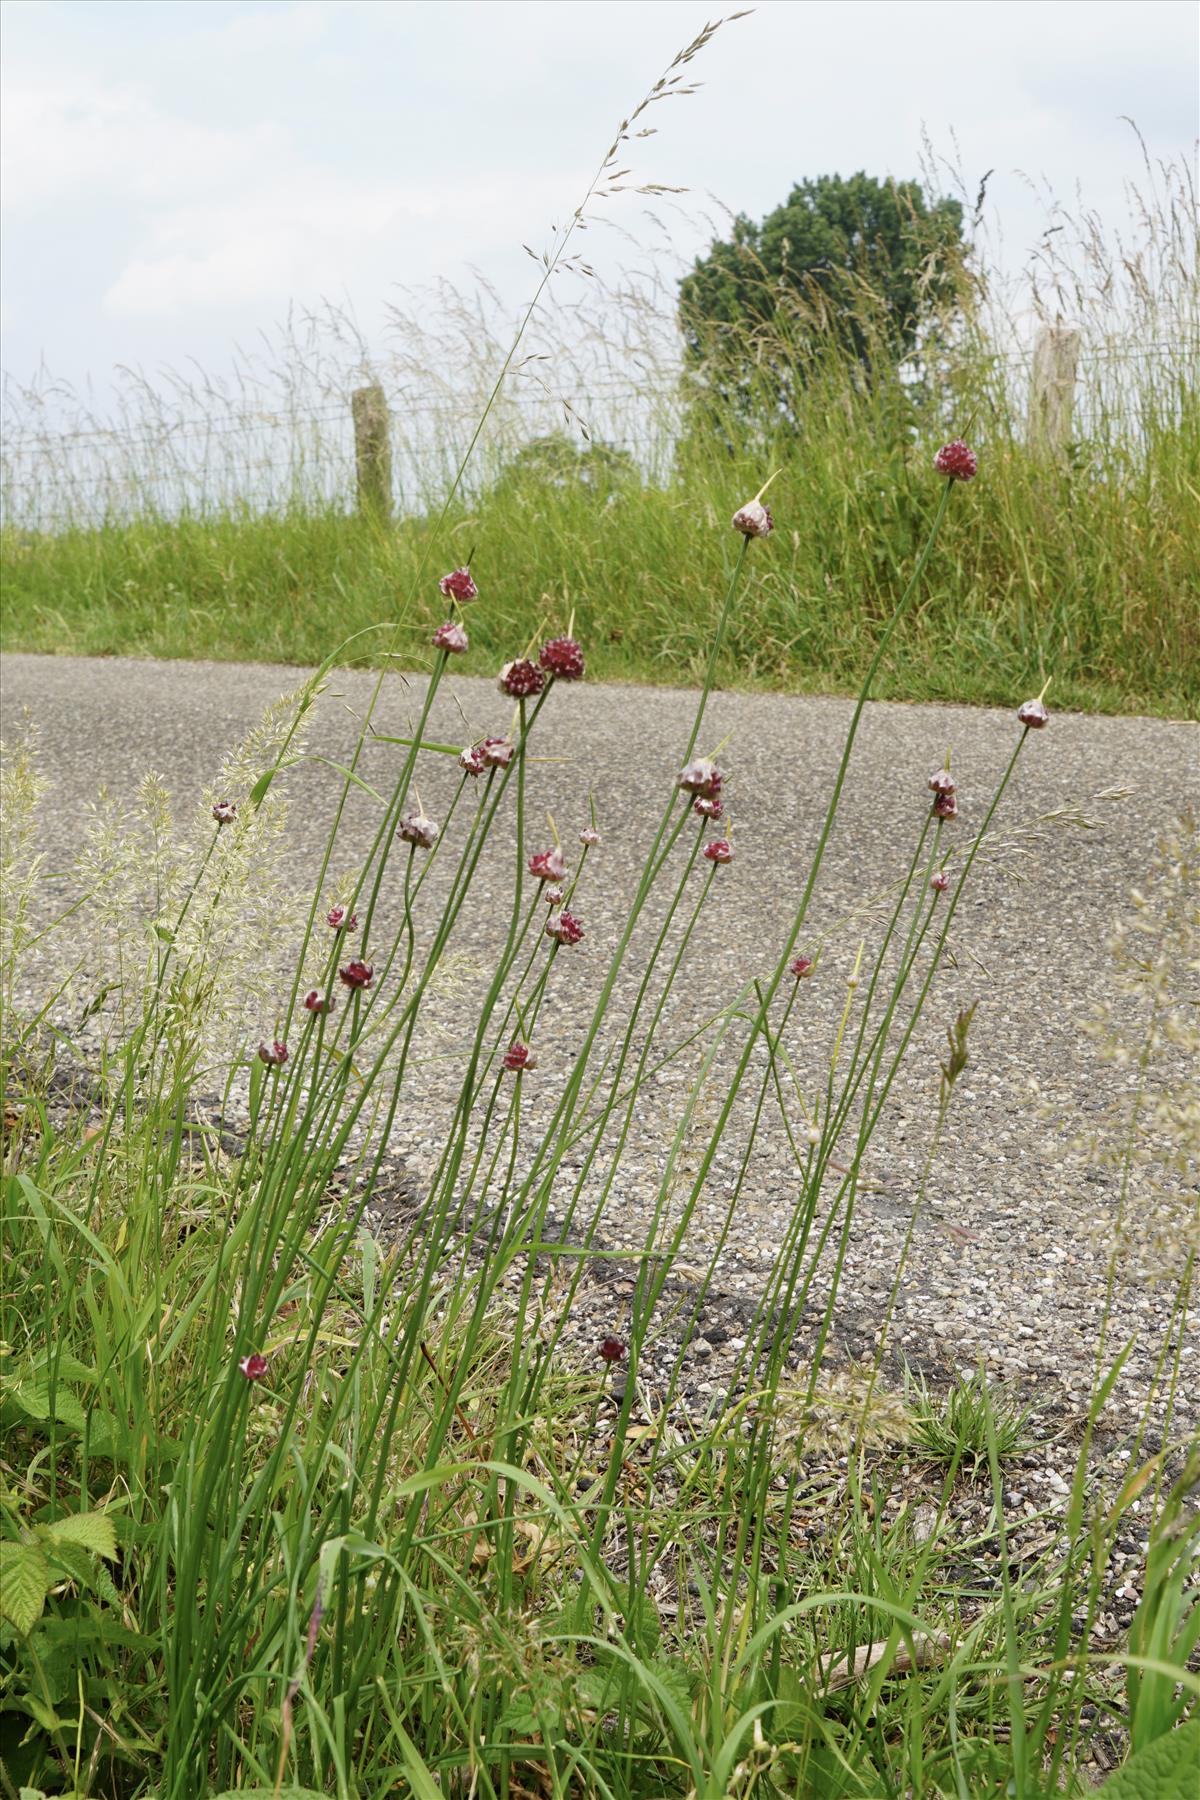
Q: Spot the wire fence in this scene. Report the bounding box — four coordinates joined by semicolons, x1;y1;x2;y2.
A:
1;334;1191;532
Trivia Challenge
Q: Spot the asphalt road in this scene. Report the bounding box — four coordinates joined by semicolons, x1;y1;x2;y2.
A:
3;651;1197;1439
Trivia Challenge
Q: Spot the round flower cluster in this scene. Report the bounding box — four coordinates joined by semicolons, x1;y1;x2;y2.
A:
790;955;814;980
439;567;478;602
398;808;439;850
212;800;238;826
678;759;723;802
934;440;978;482
239;1353;269;1381
303;989;332;1014
327;905;358;932
432;620;469;654
497;659;546;700
539;636;585;681
258;1039;288;1066
339;960;374;991
732;498;773;538
503;1041;536;1073
529;846;567;884
928;766;959;820
546;909;584;946
930;871;951;894
703;839;733;866
579;826;600;847
1017;697;1050;729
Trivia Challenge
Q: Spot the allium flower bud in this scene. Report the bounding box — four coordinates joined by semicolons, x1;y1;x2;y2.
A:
432;620;469;654
543;885;565;907
258;1039;288;1066
789;955;814;979
339;960;374;991
678;759;722;800
546;909;584;946
930;871;951;893
732;499;773;538
326;905;358;932
439;567;478;602
239;1353;268;1380
598;1335;626;1364
303;989;332;1013
459;744;487;777
529;846;567;883
539;636;585;681
503;1041;536;1073
398;809;439;850
498;659;546;700
693;795;723;821
1017;697;1050;729
934;440;978;482
212;800;237;826
927;768;956;797
481;736;515;769
703;839;733;865
933;790;959;820
579;826;601;847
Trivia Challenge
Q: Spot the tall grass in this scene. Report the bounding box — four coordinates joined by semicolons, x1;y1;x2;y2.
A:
2;146;1198;716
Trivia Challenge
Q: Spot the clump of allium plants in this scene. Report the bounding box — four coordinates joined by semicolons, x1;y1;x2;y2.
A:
4;31;1195;1800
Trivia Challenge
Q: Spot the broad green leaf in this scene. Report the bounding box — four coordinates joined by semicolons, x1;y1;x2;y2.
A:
1099;1721;1200;1799
40;1510;117;1560
10;1382;87;1431
0;1540;49;1634
29;1352;97;1385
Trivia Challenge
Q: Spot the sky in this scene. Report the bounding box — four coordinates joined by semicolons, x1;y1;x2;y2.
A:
2;0;1197;408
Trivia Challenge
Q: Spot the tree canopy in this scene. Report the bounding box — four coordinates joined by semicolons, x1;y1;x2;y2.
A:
678;173;966;417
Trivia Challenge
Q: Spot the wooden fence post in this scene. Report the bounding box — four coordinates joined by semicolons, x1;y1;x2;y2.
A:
1028;326;1080;454
351;383;392;520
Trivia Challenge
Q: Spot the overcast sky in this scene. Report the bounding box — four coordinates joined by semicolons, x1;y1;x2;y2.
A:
2;0;1196;404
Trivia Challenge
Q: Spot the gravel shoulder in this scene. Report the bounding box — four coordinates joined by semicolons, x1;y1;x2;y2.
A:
3;651;1197;1453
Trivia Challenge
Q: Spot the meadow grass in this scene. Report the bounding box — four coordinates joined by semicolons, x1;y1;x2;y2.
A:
2;29;1198;1797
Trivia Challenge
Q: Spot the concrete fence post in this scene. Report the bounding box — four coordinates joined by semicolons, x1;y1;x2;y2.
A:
351;383;392;520
1028;326;1080;454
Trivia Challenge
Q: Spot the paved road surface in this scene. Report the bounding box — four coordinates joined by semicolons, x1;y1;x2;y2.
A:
3;652;1197;1440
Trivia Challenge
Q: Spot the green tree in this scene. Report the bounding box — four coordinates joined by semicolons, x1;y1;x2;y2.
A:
678;172;966;424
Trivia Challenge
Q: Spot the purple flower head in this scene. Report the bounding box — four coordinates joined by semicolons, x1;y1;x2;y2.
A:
459;744;487;777
398;808;439;850
598;1335;626;1364
497;659;546;700
439;567;478;603
543;884;565;907
539;636;585;682
1017;697;1050;730
579;826;601;848
678;759;722;801
703;838;733;866
327;904;358;932
693;795;723;821
930;870;951;893
546;909;584;946
432;620;469;654
339;959;374;991
927;768;956;797
503;1041;536;1073
790;955;814;980
934;440;978;482
481;736;515;769
528;845;567;884
258;1039;288;1067
239;1352;268;1380
212;800;238;826
732;499;773;538
933;790;959;820
303;989;332;1014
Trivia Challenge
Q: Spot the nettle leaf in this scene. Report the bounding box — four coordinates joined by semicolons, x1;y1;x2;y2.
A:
1099;1721;1200;1800
40;1510;118;1561
10;1382;88;1432
0;1541;50;1635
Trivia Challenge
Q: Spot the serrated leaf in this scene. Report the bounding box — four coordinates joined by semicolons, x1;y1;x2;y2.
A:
41;1510;117;1560
29;1352;97;1385
11;1382;87;1431
1099;1721;1200;1799
0;1541;50;1634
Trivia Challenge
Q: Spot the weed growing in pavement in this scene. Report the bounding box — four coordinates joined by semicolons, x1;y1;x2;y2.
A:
2;29;1198;1800
905;1365;1037;1477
